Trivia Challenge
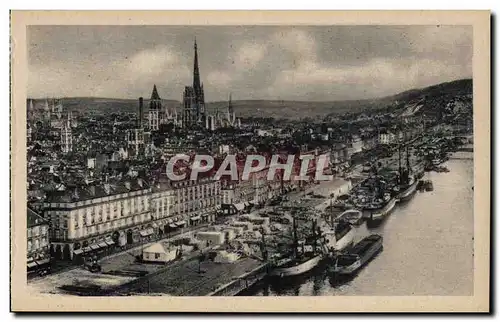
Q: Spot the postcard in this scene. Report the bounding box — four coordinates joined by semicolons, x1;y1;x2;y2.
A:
10;10;490;312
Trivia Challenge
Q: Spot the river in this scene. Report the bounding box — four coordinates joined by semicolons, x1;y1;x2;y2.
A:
242;155;474;296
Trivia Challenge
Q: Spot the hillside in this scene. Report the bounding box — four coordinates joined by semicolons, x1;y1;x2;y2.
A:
28;78;472;120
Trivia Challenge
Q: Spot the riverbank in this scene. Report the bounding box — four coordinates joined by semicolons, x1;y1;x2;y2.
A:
244;155;474;296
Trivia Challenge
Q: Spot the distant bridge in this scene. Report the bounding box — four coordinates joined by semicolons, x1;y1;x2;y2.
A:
456;144;474;152
449;151;473;160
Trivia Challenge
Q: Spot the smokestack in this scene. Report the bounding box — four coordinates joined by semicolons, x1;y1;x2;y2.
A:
138;97;144;128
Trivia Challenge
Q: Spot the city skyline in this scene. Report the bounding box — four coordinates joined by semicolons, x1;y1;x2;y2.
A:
28;25;472;102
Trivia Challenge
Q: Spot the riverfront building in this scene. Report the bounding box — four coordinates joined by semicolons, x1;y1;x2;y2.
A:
43;177;153;261
169;175;222;227
27;208;50;273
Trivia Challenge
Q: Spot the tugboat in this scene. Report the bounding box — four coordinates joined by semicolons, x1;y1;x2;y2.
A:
269;218;324;278
364;177;396;223
329;234;383;275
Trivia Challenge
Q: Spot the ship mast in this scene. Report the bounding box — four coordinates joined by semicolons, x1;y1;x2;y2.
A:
260;227;268;261
398;144;403;184
292;216;298;258
406;145;411;174
280;168;284;195
398;116;404;184
311;219;317;253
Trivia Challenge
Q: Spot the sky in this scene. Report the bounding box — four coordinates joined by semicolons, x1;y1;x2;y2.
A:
28;25;472;101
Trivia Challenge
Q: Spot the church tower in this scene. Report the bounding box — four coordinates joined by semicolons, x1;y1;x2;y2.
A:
149;84;161;131
60;116;73;153
127;97;145;158
182;38;206;128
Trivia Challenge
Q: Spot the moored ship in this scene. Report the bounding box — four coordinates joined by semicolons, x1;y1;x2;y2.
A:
329;234;383;275
269;252;323;278
368;197;397;222
269;218;324;278
395;142;418;203
324;220;355;253
397;176;417;202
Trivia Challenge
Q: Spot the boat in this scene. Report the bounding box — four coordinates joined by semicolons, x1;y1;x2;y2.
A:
335;209;364;226
395;143;418;203
269;252;323;278
324;220;356;253
269;218;324;278
397;177;417;202
329;234;383;275
369;197;397;222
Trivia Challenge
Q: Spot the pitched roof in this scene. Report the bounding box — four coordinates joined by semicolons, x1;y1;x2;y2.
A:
27;208;47;228
143;242;168;254
151;85;160;100
44;177;150;203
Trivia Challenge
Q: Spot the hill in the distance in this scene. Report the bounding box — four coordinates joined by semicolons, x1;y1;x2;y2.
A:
28;78;472;120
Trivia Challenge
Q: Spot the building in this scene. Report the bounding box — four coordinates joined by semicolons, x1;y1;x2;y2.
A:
127;97;146;158
220;179;254;216
60;117;73;153
126;128;145;157
43;178;153;262
347;135;364;155
170;175;221;229
150;175;176;235
148;85;161;131
378;131;397;145
142;242;178;263
27;208;50;274
220;94;238;128
205;115;216;131
182;39;206;128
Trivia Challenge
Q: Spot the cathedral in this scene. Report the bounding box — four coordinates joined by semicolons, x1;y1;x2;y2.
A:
182;39;206;128
143;38;241;132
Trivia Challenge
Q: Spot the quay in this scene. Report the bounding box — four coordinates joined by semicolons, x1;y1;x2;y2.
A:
111;257;267;296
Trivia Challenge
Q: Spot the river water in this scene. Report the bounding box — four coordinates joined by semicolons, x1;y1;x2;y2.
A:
242;156;474;296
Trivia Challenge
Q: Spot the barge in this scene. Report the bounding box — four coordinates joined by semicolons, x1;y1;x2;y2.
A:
329;234;383;275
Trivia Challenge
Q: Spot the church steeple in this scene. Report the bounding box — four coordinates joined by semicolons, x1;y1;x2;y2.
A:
193;38;201;91
149;84;161;112
151;84;160;100
228;93;234;115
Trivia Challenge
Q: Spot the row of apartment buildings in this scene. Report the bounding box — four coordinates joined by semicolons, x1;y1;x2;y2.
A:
35;176;222;262
29;150;332;265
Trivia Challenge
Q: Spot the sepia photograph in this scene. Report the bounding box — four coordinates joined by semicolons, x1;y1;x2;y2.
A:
10;11;490;312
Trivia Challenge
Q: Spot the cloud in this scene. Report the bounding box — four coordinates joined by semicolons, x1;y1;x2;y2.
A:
235;43;267;70
270;57;470;100
126;46;180;75
27;26;472;101
206;70;233;87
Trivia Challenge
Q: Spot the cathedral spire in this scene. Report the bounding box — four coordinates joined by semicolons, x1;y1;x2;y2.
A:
193;38;201;91
151;84;160;100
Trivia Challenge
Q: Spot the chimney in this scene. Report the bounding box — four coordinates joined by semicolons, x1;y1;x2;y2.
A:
138;97;144;128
